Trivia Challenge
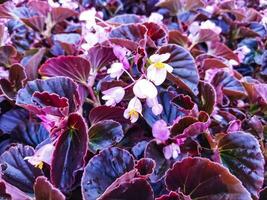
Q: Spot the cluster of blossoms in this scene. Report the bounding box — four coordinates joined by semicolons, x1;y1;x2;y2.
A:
102;52;173;123
0;0;267;199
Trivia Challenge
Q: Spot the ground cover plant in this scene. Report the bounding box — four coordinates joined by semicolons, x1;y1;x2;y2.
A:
0;0;266;199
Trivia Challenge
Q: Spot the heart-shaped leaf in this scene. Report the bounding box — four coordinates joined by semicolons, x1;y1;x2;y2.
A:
109;24;147;50
88;120;124;153
51;113;88;193
39;56;91;86
218;131;265;199
211;70;247;104
16;77;80;115
86;45;116;71
165;157;251;199
157;44;199;95
81;147;134;200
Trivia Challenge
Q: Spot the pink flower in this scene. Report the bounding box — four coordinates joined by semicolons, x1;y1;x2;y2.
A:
102;87;125;106
24;143;55;169
163;138;186;159
152;120;170;142
163;143;181;160
146;97;163;115
123;97;142;123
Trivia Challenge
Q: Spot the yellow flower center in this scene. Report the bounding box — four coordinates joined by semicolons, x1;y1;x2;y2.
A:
35;161;44;170
154;62;165;69
129;109;138;118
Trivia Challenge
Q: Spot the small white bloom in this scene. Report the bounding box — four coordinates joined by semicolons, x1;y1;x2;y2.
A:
163;143;181;160
146;97;163;115
200;20;221;34
107;62;124;80
148;13;163;23
102;87;125;106
24;143;55;169
147;53;173;86
79;8;97;29
123;97;142;123
133;79;158;99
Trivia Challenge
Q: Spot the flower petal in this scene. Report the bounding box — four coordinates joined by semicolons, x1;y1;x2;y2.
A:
147;68;167;86
133;79;157;99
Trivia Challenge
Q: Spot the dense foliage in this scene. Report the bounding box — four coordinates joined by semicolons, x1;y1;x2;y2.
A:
0;0;266;199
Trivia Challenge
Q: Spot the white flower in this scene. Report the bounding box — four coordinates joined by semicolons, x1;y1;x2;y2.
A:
123;97;142;123
102;87;125;106
133;79;158;99
163;143;181;160
146;97;163;115
147;53;173;86
148;13;163;23
79;8;97;29
107;62;124;79
24;143;55;169
200;20;221;34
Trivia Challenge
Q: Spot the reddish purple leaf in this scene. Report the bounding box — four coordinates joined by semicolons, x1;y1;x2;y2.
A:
165;157;251;199
16;77;80;115
109;24;147;51
81;147;134;200
39;56;91;86
218;131;265;199
99;178;154;200
34;176;65;200
51;113;88;193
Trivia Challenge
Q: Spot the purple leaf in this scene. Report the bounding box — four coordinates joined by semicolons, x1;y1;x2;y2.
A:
16;77;80;115
88;120;124;153
81;147;134;200
89;106;129;124
0;64;26;100
51;113;88;193
21;48;46;81
99;178;154;200
0;144;43;193
39;56;91;86
144;140;171;183
157;44;199;95
86;45;116;71
0;180;31;200
218;131;265;199
165;157;251;199
109;24;147;51
197;81;216;115
0;109;28;134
